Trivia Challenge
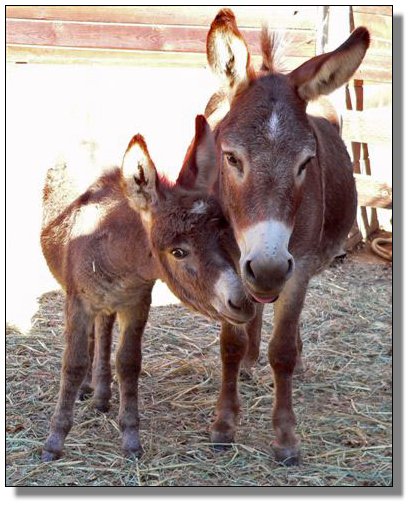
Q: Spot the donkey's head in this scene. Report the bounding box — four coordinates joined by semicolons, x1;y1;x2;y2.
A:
121;116;255;325
207;9;369;303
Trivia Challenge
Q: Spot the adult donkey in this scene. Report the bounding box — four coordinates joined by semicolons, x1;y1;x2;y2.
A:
180;10;369;465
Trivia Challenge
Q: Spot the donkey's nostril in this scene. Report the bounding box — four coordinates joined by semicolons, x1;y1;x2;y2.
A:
227;298;242;311
245;260;255;280
286;257;294;277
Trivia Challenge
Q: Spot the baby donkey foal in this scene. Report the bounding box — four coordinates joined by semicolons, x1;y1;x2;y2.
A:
41;116;255;461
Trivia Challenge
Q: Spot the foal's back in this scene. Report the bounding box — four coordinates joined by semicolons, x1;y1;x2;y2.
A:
41;167;153;310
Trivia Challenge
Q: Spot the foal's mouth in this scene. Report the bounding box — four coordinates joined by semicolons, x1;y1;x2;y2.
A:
218;312;251;326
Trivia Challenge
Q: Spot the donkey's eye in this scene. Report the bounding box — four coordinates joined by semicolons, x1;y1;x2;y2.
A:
224;152;243;175
170;248;189;259
297;156;314;177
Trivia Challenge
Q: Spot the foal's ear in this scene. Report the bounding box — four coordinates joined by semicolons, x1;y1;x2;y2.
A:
289;27;370;101
207;9;255;96
121;134;159;214
177;116;217;193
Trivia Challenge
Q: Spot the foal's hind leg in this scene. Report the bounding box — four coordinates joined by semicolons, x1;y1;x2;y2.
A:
211;322;247;446
42;295;94;461
241;303;263;373
268;272;309;465
79;321;95;399
92;312;116;412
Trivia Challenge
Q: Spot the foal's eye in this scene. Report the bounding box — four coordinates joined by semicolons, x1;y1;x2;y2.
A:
225;153;238;166
297;156;314;177
224;152;243;175
170;248;189;259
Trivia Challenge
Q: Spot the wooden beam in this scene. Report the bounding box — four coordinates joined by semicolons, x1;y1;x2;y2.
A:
6;44;309;70
6;18;315;57
5;6;318;30
352;6;392;16
355;173;392;209
342;108;392;145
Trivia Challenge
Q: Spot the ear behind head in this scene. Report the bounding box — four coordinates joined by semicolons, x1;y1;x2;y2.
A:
177;115;218;193
289;26;370;101
207;9;255;97
122;134;159;214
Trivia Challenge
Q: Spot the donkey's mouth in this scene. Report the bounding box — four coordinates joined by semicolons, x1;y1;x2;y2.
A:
249;292;279;304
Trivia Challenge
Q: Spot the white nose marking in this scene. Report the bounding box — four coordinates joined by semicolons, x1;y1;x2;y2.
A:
238;220;292;261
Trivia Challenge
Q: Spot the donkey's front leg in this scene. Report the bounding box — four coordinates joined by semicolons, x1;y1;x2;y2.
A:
295;327;305;374
92;312;116;412
211;322;247;446
116;291;151;457
42;295;94;461
268;274;308;466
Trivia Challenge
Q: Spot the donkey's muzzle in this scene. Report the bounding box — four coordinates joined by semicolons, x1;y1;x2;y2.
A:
242;253;294;303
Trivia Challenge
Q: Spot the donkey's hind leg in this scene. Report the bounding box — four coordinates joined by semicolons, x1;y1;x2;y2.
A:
42;295;94;461
92;312;116;412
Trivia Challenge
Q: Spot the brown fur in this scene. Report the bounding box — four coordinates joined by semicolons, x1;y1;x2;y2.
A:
203;10;369;464
40;118;255;461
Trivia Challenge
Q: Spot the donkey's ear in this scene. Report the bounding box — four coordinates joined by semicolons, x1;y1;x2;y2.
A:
177;116;217;193
289;27;370;102
207;9;255;96
121;134;159;214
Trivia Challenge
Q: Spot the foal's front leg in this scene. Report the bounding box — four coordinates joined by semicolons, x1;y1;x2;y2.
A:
211;322;247;445
268;273;309;465
42;295;94;461
116;290;152;457
92;312;116;412
241;303;263;372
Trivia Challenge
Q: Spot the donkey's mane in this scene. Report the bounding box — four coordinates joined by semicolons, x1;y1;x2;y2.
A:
260;27;294;74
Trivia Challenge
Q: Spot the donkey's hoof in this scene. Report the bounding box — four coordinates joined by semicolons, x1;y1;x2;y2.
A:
122;444;143;459
41;448;62;462
211;421;235;450
122;430;143;459
270;442;301;466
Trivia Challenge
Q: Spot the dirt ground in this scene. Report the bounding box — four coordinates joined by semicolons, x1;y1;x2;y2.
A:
6;251;392;487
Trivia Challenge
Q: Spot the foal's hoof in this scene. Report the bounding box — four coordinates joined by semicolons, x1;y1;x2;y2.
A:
211;421;235;451
93;398;110;413
78;386;94;400
270;442;301;466
294;357;306;375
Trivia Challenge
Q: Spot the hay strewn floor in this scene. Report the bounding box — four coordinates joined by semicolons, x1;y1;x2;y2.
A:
6;257;392;487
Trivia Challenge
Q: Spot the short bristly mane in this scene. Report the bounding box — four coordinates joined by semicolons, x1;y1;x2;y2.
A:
260;27;295;74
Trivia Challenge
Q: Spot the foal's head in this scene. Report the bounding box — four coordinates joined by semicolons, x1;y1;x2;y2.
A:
207;9;369;302
122;116;255;325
